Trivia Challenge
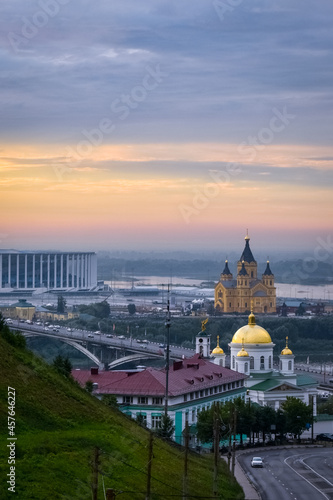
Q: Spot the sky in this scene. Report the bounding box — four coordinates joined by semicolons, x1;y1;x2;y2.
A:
1;0;333;255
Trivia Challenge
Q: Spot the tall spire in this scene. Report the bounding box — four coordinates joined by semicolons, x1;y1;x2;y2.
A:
263;260;274;276
239;233;256;263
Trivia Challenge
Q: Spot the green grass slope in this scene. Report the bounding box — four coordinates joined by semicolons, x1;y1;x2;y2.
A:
0;335;244;500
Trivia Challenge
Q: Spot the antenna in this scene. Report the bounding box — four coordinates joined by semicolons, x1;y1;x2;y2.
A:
164;283;171;418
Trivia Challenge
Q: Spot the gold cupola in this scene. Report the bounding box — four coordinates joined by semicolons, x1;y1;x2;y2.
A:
281;336;293;355
237;338;249;357
231;305;272;344
211;335;224;355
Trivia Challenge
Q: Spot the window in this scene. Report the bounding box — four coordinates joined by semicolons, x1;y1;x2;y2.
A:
123;396;133;404
151;415;162;429
192;409;196;422
190;392;194;400
245;280;247;285
218;290;223;298
214;386;218;393
270;280;272;285
229;302;232;307
152;397;163;405
250;356;254;369
205;389;209;396
245;302;247;308
288;360;292;371
200;390;204;397
138;397;148;404
210;388;213;395
232;356;235;369
269;356;272;369
260;356;265;370
184;394;187;402
251;271;253;277
232;382;235;388
244;362;248;373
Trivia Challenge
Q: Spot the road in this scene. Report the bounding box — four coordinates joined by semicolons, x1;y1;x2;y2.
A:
9;321;193;360
238;447;333;500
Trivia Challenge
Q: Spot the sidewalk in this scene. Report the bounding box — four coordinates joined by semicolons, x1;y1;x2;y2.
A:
221;456;260;500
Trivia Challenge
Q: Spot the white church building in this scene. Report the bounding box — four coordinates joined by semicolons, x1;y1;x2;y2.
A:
198;310;318;414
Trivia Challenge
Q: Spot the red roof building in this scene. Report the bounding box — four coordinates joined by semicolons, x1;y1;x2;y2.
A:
72;354;247;444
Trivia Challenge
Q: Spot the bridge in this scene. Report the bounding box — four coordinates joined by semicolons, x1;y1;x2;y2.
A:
14;323;193;369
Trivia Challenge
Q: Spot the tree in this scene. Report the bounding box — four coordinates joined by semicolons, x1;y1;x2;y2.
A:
136;413;147;428
57;295;66;313
85;380;94;393
101;394;119;409
128;303;136;315
155;414;175;439
52;355;72;379
0;314;26;349
282;397;312;438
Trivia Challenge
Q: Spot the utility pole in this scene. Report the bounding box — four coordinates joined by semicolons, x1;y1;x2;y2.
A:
183;420;189;500
92;446;100;500
231;408;237;477
146;432;154;500
164;284;171;418
213;402;220;497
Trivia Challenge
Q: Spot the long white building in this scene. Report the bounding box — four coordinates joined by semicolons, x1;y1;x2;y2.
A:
0;250;97;290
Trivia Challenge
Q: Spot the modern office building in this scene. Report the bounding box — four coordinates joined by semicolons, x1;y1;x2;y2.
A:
0;250;97;290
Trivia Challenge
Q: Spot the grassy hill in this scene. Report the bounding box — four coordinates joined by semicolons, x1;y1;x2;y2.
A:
0;331;244;499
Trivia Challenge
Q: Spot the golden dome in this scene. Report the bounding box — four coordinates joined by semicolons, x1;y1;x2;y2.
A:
231;310;272;344
212;335;224;355
237;346;249;357
281;336;293;355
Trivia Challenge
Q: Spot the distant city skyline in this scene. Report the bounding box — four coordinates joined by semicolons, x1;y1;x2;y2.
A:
1;1;332;253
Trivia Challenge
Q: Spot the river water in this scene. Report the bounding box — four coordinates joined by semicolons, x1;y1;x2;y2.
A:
105;276;333;301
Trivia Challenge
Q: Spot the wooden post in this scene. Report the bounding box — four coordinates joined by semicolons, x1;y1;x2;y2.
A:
92;446;100;500
106;489;116;500
146;432;153;500
183;421;189;500
231;408;237;476
213;403;220;496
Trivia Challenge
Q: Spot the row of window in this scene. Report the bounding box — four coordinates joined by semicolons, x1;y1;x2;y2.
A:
123;396;163;405
232;355;272;370
183;380;243;402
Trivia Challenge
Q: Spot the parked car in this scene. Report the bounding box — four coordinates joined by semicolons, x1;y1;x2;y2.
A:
106;334;113;338
159;343;165;348
67;328;73;332
87;334;94;338
118;335;125;339
94;331;101;335
251;457;263;468
316;433;333;442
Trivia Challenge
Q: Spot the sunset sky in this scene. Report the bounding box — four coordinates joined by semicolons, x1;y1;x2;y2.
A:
1;0;332;254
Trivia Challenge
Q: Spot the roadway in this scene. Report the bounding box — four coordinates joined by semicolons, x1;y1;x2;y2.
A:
9;321;194;360
238;447;333;500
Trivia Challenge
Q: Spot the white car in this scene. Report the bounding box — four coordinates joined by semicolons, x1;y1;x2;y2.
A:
251;457;263;468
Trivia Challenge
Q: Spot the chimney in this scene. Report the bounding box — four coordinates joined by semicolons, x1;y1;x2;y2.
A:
91;367;99;375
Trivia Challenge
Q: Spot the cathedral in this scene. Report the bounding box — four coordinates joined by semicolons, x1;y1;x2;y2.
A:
197;313;318;412
214;233;276;314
